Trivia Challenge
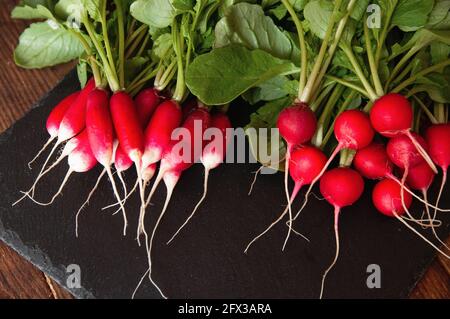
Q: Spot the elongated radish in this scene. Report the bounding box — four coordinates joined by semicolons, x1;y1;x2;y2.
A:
141;108;210;298
372;179;450;259
19;79;96;204
24;131;97;205
425;123;450;221
245;145;326;252
293;110;374;223
110;91;146;234
28;91;80;168
276;103;317;245
135;88;160;127
370;93;437;173
167;112;231;244
141;100;183;169
319;167;364;299
86;88;127;235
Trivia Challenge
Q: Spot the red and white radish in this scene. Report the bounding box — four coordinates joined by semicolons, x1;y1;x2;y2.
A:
319;167;364;299
167;112;231;244
134;88;160;128
27;91;80;168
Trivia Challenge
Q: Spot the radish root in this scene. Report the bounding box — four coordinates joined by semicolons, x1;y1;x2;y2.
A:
27;137;55;169
406;131;438;174
319;206;340;299
75;169;106;237
248;166;263;196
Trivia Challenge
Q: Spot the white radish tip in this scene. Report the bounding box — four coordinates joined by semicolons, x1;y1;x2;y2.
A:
142;147;162;168
201;153;222;171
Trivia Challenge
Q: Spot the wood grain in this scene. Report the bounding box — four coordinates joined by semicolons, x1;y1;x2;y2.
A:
0;0;449;299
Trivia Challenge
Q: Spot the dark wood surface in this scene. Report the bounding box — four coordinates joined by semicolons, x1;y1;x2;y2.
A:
0;0;448;299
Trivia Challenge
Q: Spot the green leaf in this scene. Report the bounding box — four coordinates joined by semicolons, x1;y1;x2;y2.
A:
214;3;299;63
55;0;83;23
151;33;173;61
12;4;55;20
186;45;299;105
172;0;194;11
350;0;370;21
242;76;290;104
430;42;450;64
427;0;450;27
391;0;435;32
303;0;333;40
14;21;84;68
130;0;176;28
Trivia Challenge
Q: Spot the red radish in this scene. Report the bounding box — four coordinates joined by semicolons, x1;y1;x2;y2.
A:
167;112;231;244
370;93;437;173
244;145;327;252
293;110;374;224
140;108;210;299
372;179;450;259
24;130;97;206
19;79;96;203
318;167;364;299
86;88;127;235
134;88;160;127
353;142;450;213
276;103;317;247
425;123;450;222
141;100;183;169
182;98;198;120
353;143;393;180
28;91;80;168
110;91;146;231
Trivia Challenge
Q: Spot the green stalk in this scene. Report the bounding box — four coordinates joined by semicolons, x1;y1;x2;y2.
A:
156;59;177;91
310;84;335;112
282;0;307;99
100;1;118;84
392;59;450;93
374;0;398;65
300;0;343;104
436;103;446;123
388;61;413;90
136;33;151;57
339;148;355;167
385;48;417;90
83;16;120;91
411;96;438;124
128;69;159;97
125;24;147;48
325;75;370;99
414;104;422;132
172;19;186;102
310;0;357;98
363;16;383;96
126;27;146;59
114;0;125;89
341;45;379;101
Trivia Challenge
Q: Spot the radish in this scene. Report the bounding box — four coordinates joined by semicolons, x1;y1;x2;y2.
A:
17;79;96;203
318;167;364;299
134;88;160;127
141;100;183;169
276;103;317;248
167;112;231;244
425;123;450;222
27;91;80;168
353;142;450;214
245;145;327;252
370;93;437;173
140;107;210;299
293;110;374;224
85;88;127;235
110;90;146;235
24;130;98;205
372;179;450;259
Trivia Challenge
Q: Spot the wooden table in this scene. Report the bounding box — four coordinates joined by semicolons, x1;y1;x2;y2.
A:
0;0;449;299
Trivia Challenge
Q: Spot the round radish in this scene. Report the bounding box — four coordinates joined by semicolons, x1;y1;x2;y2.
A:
386;132;427;170
372;178;450;259
318;167;364;299
353;142;393;180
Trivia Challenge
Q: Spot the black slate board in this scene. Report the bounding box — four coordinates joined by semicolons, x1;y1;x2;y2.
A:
1;71;449;299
